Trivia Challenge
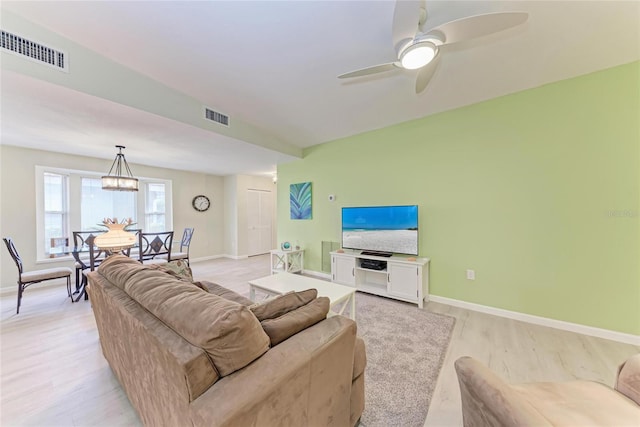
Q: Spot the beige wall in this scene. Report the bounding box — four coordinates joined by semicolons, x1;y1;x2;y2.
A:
223;175;238;256
0;145;225;290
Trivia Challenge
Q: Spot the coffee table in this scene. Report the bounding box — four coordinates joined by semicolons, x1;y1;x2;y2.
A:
249;272;356;320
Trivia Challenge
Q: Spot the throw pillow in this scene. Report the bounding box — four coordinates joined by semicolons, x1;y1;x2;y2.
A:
250;288;318;321
162;260;194;280
260;297;330;346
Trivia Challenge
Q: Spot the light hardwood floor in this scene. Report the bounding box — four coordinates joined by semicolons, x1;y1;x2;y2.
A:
1;255;637;426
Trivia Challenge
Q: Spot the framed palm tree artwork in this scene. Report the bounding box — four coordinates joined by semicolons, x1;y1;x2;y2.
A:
290;182;312;220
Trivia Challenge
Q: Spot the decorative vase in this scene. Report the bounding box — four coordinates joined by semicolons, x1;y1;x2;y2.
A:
94;222;137;252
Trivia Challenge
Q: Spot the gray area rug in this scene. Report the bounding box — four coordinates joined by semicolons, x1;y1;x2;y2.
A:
345;293;455;427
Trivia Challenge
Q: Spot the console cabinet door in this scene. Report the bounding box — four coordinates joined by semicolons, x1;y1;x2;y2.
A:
332;255;355;286
387;263;418;301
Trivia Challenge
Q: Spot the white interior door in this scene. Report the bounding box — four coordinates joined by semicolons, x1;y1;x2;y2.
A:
247;189;273;256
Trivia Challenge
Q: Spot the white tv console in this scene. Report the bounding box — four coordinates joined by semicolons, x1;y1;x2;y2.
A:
330;250;430;308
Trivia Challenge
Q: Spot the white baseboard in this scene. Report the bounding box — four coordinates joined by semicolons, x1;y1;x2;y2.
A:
190;255;226;263
303;269;331;280
220;254;248;260
191;254;251;262
429;295;640;346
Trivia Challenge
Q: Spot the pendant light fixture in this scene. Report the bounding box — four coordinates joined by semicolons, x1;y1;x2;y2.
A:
102;145;139;191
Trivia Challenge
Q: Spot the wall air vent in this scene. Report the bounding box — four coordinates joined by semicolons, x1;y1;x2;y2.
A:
205;108;229;127
1;29;67;71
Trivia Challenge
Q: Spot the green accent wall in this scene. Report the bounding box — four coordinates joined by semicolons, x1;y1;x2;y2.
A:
277;61;640;336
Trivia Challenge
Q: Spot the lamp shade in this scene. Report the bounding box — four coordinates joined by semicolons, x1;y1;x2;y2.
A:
101;176;139;191
94;223;137;251
102;145;139;192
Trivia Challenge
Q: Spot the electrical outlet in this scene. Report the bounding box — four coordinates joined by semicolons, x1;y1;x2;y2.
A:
466;269;475;280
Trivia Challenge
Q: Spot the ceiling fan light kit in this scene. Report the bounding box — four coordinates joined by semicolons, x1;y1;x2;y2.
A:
400;41;438;70
338;1;529;94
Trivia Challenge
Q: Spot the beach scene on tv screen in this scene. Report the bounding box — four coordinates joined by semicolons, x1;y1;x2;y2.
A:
342;206;418;255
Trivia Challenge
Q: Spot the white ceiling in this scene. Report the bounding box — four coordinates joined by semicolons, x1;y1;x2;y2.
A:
1;71;297;176
1;1;639;176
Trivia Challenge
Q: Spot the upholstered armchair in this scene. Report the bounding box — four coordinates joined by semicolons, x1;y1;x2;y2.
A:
455;354;640;426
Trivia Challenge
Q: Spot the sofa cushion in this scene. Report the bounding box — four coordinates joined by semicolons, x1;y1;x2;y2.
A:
98;257;270;377
250;289;318;321
97;254;146;290
616;353;640;405
101;255;206;292
260;297;329;346
190;281;210;292
199;281;253;306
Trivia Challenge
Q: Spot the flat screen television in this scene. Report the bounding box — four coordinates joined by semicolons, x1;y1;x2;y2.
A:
342;205;418;256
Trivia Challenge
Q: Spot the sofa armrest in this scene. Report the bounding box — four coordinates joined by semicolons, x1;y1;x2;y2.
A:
616;353;640;405
454;357;551;427
191;315;357;427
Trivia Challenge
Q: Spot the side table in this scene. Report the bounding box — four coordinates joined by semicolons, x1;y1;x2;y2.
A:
270;249;304;274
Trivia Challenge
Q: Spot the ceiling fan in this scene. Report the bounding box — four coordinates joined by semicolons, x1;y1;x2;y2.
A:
338;1;528;94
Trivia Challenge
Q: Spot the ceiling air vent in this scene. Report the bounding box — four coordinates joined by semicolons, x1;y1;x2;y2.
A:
1;29;67;71
205;108;229;127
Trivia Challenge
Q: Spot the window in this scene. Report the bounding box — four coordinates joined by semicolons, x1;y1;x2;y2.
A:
36;166;172;261
81;178;137;230
43;172;68;255
145;182;166;232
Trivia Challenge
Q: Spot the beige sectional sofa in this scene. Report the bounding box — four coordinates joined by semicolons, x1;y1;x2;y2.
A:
87;255;366;426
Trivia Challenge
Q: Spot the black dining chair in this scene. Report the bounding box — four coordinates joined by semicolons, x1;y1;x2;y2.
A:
169;228;194;265
72;230;106;294
3;237;73;314
138;231;173;264
72;234;108;302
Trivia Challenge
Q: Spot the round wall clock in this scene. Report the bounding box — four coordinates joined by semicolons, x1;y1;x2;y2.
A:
192;195;210;212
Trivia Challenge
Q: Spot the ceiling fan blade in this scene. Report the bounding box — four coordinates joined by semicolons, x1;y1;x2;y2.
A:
415;54;440;94
429;12;528;46
338;63;398;79
392;0;421;49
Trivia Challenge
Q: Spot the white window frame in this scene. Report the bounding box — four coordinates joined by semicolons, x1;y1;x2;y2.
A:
79;175;139;231
36;171;70;259
144;181;168;233
35;166;173;262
